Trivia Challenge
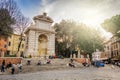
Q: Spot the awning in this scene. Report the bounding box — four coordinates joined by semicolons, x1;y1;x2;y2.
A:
111;58;119;61
100;58;108;60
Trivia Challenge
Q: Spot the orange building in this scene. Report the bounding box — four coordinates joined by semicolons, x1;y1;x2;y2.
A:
0;38;7;57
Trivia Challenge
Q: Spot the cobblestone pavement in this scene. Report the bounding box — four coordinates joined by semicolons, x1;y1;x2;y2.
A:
0;65;120;80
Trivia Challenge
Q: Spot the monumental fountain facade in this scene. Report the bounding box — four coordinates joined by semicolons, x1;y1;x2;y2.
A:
24;13;55;57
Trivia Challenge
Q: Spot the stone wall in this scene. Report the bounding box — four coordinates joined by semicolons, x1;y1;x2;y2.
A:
0;57;22;65
74;58;90;64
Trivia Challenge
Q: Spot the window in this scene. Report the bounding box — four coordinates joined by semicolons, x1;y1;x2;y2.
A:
22;38;25;41
22;44;24;48
116;43;118;48
107;46;109;50
8;42;11;46
4;44;7;48
114;44;116;49
27;37;29;44
6;50;10;55
116;50;118;56
19;38;21;40
9;35;11;38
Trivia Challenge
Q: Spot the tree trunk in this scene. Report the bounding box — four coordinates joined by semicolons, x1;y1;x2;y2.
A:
17;34;23;57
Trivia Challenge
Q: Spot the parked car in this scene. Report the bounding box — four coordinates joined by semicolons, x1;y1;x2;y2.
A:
111;60;119;65
95;61;105;67
102;58;111;64
103;60;109;64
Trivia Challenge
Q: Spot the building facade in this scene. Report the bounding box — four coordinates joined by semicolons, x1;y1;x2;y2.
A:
92;49;108;61
104;35;120;59
0;38;7;57
111;35;120;58
24;13;55;57
7;34;25;56
104;40;111;58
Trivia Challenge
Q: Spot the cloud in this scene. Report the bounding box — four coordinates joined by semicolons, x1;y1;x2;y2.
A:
37;0;120;39
39;0;120;26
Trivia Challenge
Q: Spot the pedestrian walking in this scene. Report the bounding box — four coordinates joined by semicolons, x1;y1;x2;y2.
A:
1;60;5;73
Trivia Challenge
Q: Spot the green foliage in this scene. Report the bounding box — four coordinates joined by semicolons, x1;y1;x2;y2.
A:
101;15;120;34
71;23;103;53
54;20;75;56
4;54;16;57
54;20;104;57
0;8;14;37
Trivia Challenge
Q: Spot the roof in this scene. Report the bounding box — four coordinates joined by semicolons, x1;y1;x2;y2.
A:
33;12;53;23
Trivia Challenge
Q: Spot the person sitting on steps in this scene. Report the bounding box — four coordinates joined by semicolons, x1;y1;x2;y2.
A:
69;59;75;68
37;60;41;65
17;62;22;72
27;60;31;65
46;59;51;64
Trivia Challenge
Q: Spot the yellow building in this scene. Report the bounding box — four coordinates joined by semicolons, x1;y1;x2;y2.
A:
6;34;25;57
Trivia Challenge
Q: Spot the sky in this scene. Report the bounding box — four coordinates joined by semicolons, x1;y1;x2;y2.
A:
15;0;120;39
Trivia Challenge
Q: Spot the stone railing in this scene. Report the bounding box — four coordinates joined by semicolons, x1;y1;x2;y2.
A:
73;58;90;64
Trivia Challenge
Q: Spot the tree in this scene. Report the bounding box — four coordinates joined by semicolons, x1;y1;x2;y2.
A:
54;20;75;57
71;23;104;58
0;0;21;21
0;8;15;38
101;15;120;34
0;0;24;32
54;20;104;58
0;0;30;56
0;8;15;57
15;15;30;55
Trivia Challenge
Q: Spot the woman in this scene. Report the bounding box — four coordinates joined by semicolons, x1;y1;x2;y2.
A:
1;60;5;72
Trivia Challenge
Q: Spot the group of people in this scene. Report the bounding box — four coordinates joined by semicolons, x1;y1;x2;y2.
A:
0;60;22;74
37;59;51;65
26;58;51;66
